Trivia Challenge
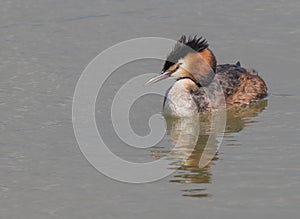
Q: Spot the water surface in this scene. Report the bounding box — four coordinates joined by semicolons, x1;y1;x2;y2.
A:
1;0;300;218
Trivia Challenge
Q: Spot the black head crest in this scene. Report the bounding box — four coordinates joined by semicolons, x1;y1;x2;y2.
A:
162;35;209;71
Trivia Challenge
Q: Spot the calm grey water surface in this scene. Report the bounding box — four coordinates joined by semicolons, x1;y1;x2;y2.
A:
1;0;300;218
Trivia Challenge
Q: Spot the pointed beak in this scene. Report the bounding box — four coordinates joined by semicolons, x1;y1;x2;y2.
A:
145;71;172;85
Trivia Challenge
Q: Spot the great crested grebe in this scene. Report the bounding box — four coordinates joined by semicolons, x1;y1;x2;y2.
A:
146;35;267;117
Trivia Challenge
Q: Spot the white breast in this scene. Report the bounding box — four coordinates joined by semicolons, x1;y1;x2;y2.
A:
163;79;199;117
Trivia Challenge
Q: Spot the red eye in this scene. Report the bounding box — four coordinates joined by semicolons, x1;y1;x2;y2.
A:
176;63;182;70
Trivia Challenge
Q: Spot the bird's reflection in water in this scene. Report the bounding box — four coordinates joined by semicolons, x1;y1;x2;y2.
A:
150;99;268;198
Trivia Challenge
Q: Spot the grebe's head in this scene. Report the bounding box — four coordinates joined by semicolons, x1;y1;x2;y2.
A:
146;35;217;87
